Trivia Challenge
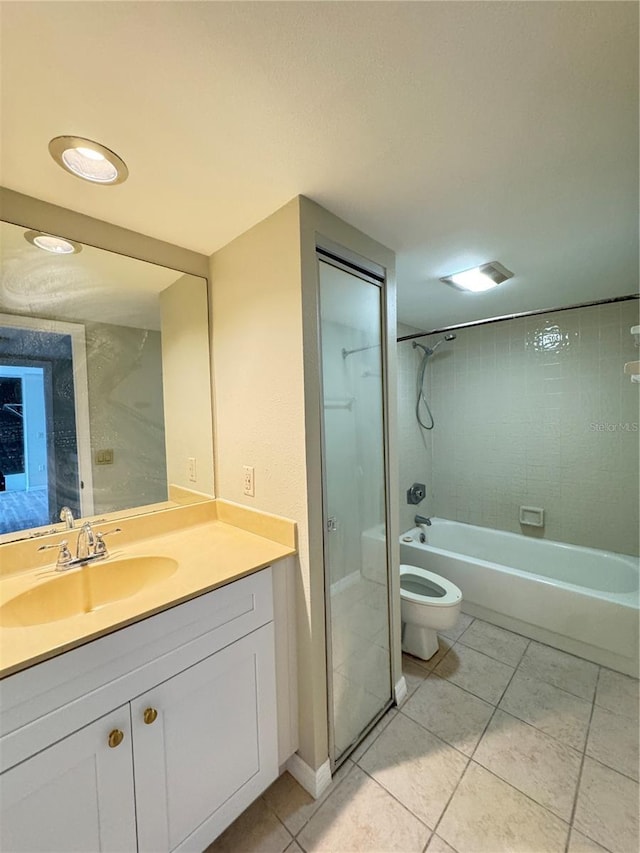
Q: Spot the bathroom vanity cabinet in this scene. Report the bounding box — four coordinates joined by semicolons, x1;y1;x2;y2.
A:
0;567;278;852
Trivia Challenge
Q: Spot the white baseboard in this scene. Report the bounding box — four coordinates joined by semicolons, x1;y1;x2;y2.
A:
285;753;332;800
394;675;408;707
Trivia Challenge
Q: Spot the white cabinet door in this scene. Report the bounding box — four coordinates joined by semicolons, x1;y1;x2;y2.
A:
133;623;278;853
0;706;136;853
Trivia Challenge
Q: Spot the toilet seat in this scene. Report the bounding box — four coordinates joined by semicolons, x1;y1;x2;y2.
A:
400;564;462;607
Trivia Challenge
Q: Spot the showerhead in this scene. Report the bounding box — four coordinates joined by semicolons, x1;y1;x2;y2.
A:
412;332;456;356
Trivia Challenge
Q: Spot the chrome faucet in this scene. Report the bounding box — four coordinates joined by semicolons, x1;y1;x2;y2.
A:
59;506;75;530
39;524;121;571
414;514;432;527
76;522;95;560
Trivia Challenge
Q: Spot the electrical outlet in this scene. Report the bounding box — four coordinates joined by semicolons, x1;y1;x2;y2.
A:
243;465;255;497
188;457;197;482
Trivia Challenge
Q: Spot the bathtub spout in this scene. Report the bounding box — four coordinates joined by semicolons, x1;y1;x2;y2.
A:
415;514;432;527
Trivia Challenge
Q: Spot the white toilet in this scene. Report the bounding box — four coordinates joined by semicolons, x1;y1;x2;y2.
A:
400;564;463;660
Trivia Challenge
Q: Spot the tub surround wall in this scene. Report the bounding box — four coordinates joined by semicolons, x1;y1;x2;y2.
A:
398;301;640;555
397;322;433;534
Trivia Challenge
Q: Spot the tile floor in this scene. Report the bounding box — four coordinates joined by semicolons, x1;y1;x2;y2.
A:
207;615;639;853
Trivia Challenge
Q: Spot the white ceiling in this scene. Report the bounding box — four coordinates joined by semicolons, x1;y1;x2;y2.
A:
0;1;637;330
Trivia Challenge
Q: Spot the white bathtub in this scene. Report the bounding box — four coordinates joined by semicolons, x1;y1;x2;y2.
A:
400;519;640;676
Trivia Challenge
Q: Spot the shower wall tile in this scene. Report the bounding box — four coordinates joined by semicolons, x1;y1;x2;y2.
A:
397;302;640;555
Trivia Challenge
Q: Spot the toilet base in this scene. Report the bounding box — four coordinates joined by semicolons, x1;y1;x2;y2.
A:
402;621;440;661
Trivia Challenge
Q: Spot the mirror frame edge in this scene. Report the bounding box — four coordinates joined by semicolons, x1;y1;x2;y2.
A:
0;187;208;278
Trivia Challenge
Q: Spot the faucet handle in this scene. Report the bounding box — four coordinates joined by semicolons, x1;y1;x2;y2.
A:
38;539;72;567
94;528;122;556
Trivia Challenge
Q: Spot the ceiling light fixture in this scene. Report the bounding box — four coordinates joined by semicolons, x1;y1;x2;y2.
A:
24;230;82;255
49;135;128;184
440;261;514;293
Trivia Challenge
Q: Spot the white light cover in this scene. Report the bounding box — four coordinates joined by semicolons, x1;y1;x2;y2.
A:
61;147;119;183
32;234;77;254
49;136;128;185
75;146;106;161
449;267;501;292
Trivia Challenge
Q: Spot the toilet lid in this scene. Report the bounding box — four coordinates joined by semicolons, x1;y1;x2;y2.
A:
400;564;462;606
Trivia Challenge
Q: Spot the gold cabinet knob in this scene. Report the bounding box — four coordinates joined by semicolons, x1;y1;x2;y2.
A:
108;729;124;748
143;707;158;725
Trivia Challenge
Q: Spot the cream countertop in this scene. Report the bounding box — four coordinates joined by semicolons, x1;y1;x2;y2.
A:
0;499;296;678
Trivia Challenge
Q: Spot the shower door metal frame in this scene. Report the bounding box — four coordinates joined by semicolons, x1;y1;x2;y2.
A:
315;245;395;771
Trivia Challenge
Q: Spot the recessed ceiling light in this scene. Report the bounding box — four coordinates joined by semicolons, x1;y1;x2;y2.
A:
440;261;514;293
49;135;128;185
24;230;82;255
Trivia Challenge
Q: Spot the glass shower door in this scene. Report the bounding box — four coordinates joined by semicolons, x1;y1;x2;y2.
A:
318;255;392;767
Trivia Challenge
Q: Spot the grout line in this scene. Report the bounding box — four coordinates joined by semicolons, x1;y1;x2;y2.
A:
467;649;522;762
455;635;529;668
468;759;573;831
584;752;640;785
428;638;524;841
421;833;433;853
356;761;440;837
564;666;601;853
430;757;473;842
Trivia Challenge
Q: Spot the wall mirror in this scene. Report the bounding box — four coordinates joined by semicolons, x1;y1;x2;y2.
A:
0;219;214;542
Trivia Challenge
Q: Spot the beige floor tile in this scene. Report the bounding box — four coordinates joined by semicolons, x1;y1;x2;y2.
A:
261;764;352;837
499;670;592;751
458;619;529;666
402;653;432;695
437;763;568;852
586;705;639;781
205;796;292;853
284;844;303;853
427;834;458;853
439;612;474;642
297;764;430;852
574;758;640;853
434;644;515;705
518;642;599;701
359;712;468;828
350;707;397;762
403;674;494;756
474;710;582;820
595;668;639;721
403;638;453;673
567;829;609;852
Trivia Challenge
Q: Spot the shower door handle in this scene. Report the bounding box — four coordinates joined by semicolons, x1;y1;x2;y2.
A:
326;516;338;533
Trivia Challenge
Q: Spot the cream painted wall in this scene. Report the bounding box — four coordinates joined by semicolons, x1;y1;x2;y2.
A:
211;196;397;773
160;275;215;497
209;198;311;762
398;300;640;555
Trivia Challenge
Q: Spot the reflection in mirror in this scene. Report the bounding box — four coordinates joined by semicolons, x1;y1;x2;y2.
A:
0;220;213;541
